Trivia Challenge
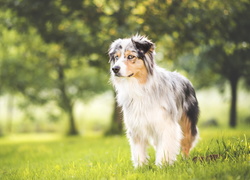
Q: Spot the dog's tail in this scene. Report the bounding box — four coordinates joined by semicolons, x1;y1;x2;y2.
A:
180;81;199;157
183;81;199;136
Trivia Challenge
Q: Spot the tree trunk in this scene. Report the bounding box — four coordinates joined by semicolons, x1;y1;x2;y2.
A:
229;77;239;128
7;95;14;134
68;103;78;135
56;61;78;135
106;92;123;135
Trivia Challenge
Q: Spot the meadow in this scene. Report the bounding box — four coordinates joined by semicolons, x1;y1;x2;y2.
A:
0;128;249;180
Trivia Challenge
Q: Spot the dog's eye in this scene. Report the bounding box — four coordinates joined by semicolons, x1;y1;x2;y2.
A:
114;56;119;61
127;55;135;60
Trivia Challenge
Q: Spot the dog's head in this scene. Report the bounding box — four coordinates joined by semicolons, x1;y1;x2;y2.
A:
108;35;155;84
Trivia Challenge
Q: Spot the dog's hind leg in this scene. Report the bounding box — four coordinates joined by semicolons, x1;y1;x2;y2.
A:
180;113;199;157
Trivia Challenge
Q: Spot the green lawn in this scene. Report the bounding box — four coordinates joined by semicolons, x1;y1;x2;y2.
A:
0;128;249;180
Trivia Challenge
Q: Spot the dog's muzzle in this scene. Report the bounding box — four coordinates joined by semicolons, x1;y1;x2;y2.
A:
112;65;134;77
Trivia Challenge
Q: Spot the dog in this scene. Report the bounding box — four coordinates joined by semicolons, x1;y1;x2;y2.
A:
108;35;199;167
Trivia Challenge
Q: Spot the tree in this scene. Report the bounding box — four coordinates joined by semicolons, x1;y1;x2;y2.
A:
200;46;249;127
0;13;108;135
139;0;250;127
0;0;114;135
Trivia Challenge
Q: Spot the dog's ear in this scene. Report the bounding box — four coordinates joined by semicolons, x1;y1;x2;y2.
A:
131;35;155;75
131;35;154;54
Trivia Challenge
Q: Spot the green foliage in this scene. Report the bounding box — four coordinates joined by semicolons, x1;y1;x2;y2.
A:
140;0;250;127
0;4;110;134
0;129;249;179
139;0;250;83
0;0;249;133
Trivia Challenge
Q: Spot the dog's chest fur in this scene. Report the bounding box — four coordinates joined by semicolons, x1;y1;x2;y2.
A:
114;75;174;139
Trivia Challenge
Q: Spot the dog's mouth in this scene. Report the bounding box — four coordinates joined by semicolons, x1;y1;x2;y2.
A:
115;73;134;78
127;73;134;77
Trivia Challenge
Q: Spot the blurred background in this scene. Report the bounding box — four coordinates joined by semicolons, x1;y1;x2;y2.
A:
0;0;249;136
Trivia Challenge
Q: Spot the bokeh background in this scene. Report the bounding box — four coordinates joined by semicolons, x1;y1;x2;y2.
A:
0;0;249;136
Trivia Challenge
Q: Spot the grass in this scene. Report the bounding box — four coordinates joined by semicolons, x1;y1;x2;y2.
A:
0;128;249;180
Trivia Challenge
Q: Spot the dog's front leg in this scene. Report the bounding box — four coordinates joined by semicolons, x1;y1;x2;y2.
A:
155;122;182;166
127;132;148;168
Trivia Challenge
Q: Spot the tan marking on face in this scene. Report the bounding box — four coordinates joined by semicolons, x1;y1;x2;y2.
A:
124;50;148;84
114;51;121;60
180;113;196;157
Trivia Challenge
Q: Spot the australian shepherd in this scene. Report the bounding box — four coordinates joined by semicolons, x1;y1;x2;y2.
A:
108;35;199;167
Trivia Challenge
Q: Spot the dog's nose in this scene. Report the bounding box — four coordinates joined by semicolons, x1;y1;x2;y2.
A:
112;66;120;73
